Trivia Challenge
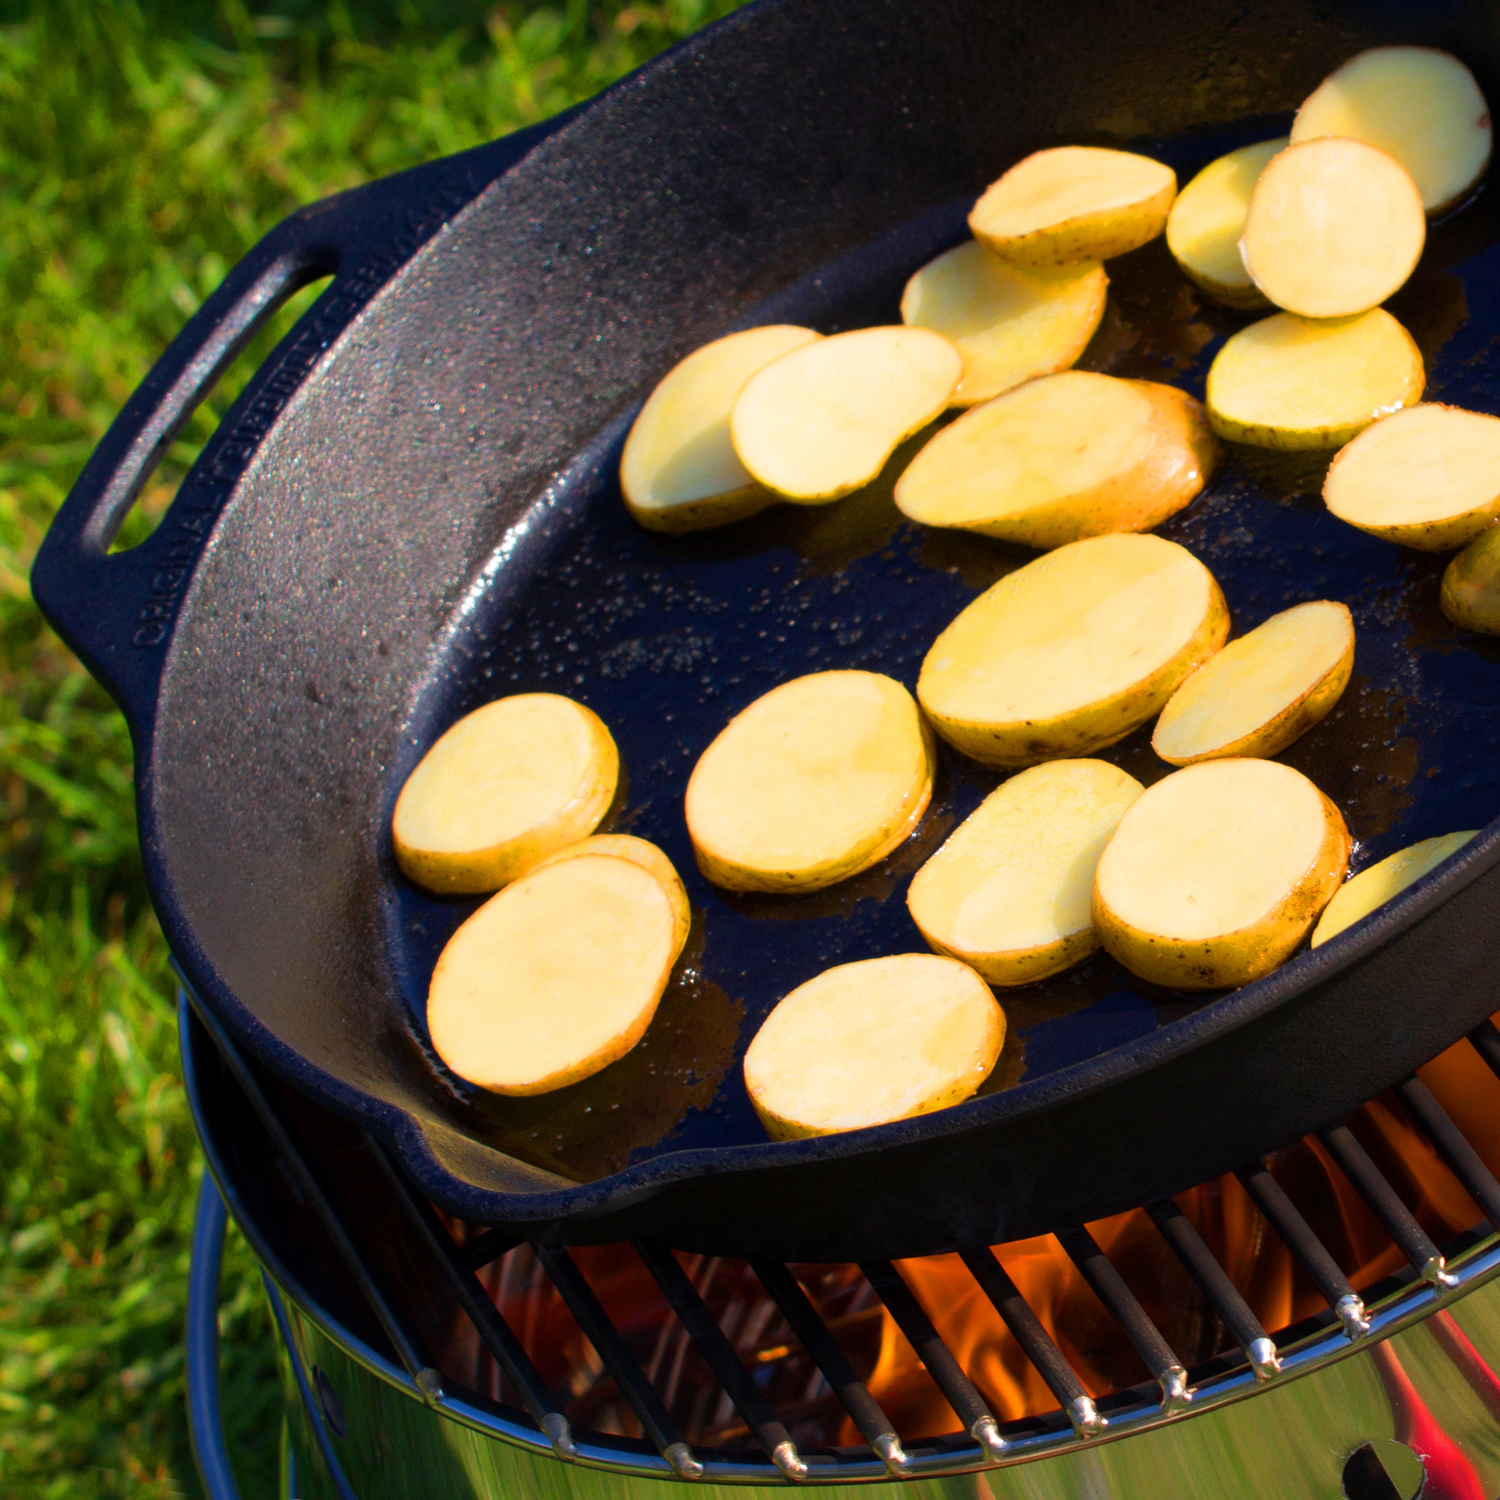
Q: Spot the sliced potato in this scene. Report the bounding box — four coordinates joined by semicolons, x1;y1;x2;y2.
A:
1240;138;1425;318
1205;309;1424;450
918;533;1228;767
1291;45;1492;214
894;370;1216;548
1166;138;1286;308
743;954;1004;1140
393;694;618;894
1152;601;1354;766
969;146;1177;267
1094;759;1350;989
900;241;1107;406
1311;831;1480;947
530;834;691;952
428;854;679;1095
729;327;960;503
621;325;822;532
1323;404;1500;552
908;760;1144;986
685;670;933;892
1442;525;1500;633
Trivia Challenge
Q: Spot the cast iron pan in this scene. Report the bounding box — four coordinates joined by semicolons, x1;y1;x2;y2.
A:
31;0;1500;1262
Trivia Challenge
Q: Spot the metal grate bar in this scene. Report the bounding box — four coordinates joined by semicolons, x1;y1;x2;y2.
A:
1145;1200;1281;1380
458;1226;522;1272
750;1260;910;1476
1469;1019;1500;1081
958;1246;1104;1436
1397;1076;1500;1230
1054;1227;1191;1409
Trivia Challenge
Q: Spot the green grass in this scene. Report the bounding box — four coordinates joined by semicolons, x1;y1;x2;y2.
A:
0;2;743;1493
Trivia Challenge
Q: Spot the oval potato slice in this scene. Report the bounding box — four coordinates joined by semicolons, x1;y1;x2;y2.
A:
621;325;822;532
900;241;1108;406
1442;525;1500;634
393;694;618;894
729;327;961;503
1291;45;1492;214
428;854;678;1095
908;760;1144;985
1324;404;1500;552
1152;601;1354;766
686;670;933;893
1205;309;1423;450
894;371;1216;548
1311;831;1480;948
918;533;1229;767
1094;759;1351;989
1166;138;1286;309
969;146;1177;267
530;834;691;953
743;954;1004;1140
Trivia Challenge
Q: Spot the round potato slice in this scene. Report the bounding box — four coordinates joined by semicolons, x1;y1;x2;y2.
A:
1291;46;1492;214
894;371;1216;548
1311;831;1480;948
621;325;822;532
1240;138;1425;319
1205;310;1424;450
686;671;933;893
729;327;961;503
908;760;1145;985
1323;404;1500;552
1094;759;1351;989
393;694;618;894
1166;138;1287;309
900;241;1108;406
428;854;678;1095
530;834;691;953
1152;601;1354;766
918;533;1229;767
1442;525;1500;634
743;954;1004;1140
969;146;1177;267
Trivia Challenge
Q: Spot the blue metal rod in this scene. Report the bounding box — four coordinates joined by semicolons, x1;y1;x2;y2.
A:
186;1175;241;1500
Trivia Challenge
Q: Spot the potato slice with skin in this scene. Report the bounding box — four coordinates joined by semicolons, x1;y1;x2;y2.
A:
729;327;961;503
1166;139;1286;309
1323;404;1500;552
428;854;678;1095
743;954;1004;1140
1240;138;1425;319
894;371;1216;548
1311;832;1480;948
908;760;1144;986
970;147;1177;268
686;671;933;893
1152;601;1354;766
918;533;1229;767
621;325;822;532
1443;525;1500;633
529;834;691;953
1206;310;1423;450
393;694;618;894
900;241;1108;406
1291;46;1492;215
1094;759;1351;990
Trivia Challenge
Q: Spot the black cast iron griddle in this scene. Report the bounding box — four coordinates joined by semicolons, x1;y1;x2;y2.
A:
32;0;1500;1261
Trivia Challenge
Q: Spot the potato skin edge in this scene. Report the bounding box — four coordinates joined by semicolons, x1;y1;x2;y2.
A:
971;182;1176;268
1443;528;1500;633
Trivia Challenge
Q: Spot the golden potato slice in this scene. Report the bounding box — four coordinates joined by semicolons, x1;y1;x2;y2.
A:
530;834;691;952
1311;831;1480;948
1094;759;1350;989
428;854;678;1095
1323;404;1500;552
729;327;961;503
893;371;1216;548
1152;601;1354;766
908;760;1144;986
393;694;618;894
743;954;1004;1140
1240;138;1425;318
1442;525;1500;633
1205;310;1423;450
900;241;1107;406
621;325;822;532
969;146;1177;267
1165;138;1286;309
1291;46;1492;214
685;671;933;893
918;533;1228;767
